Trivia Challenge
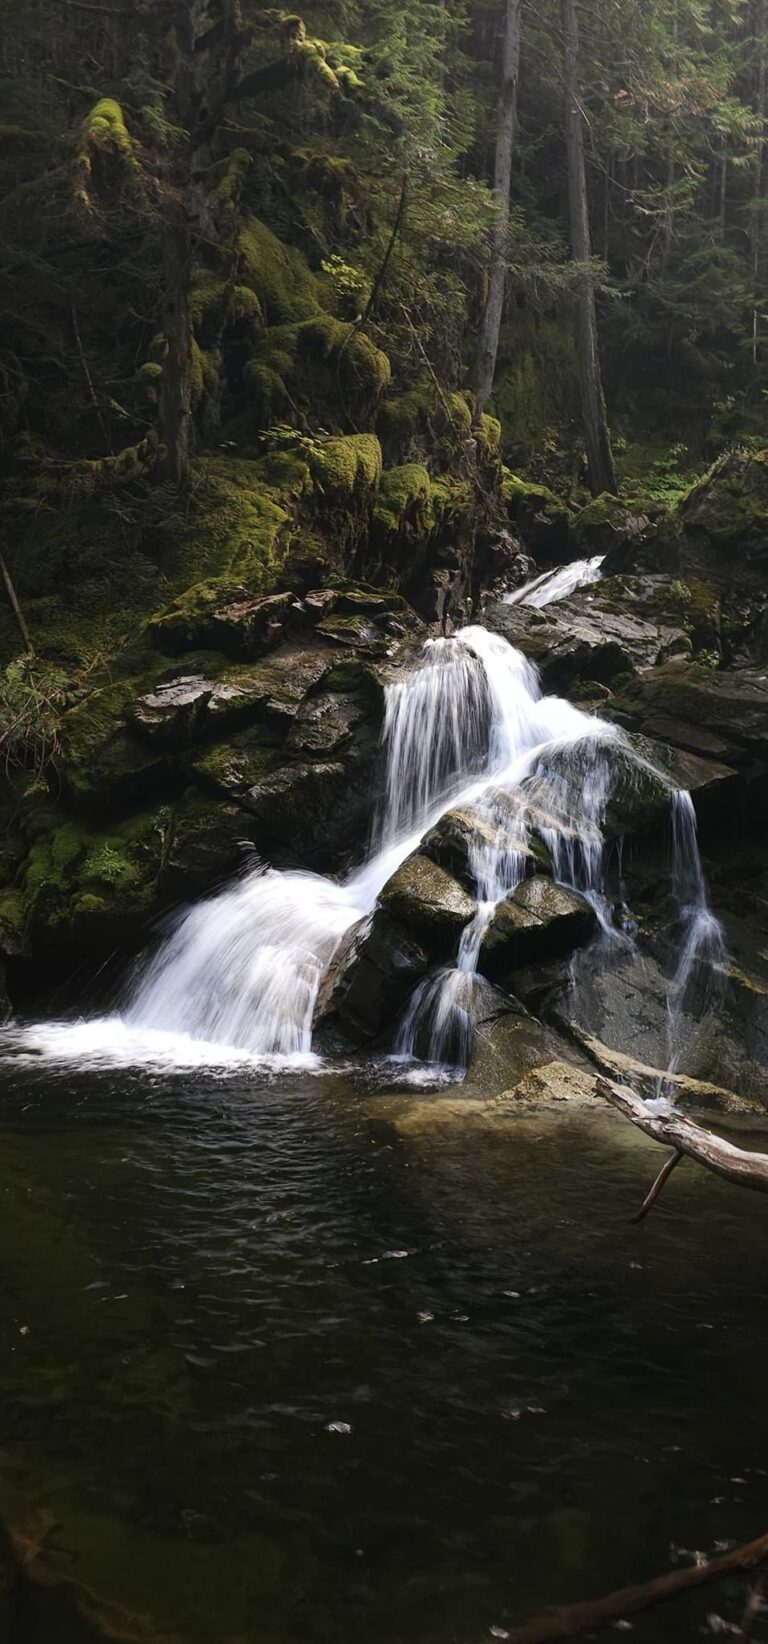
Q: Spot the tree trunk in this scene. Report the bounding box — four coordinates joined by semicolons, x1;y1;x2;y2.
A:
560;0;616;496
157;200;193;488
471;0;522;418
752;0;766;365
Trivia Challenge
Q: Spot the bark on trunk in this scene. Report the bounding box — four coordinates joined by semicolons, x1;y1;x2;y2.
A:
157;201;193;488
753;0;766;365
471;0;522;418
560;0;616;496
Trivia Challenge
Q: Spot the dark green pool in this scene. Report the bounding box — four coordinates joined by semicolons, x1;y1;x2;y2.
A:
0;1050;766;1642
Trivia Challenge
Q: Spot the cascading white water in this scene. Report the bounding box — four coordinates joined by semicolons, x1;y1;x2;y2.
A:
8;621;725;1083
115;635;502;1061
124;623;623;1065
660;790;726;1086
504;555;605;608
375;636;489;845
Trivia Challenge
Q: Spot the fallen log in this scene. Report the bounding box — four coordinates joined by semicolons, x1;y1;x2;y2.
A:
595;1077;768;1196
503;1528;768;1642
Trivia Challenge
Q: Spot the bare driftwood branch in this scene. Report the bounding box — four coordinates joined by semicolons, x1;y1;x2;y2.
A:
633;1146;684;1221
595;1078;768;1196
503;1529;768;1642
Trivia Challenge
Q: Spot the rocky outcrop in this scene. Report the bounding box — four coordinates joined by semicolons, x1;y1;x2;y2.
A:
609;663;768;772
483;597;689;693
0;585;420;976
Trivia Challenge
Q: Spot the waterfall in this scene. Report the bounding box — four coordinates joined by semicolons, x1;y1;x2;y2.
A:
121;623;623;1063
504;555;605;608
375;636;489;845
11;623;724;1086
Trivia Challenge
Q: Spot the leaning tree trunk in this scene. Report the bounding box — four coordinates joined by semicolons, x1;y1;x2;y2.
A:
157;199;193;488
471;0;522;418
560;0;616;496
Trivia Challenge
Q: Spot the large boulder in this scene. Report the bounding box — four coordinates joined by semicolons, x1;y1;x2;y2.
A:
676;447;768;566
420;804;538;889
479;876;595;980
314;910;428;1045
501;471;575;563
378;853;476;952
573;493;652;558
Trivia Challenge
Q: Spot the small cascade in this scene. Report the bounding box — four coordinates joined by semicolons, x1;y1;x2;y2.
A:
504;555;605;609
375;636;489;845
660;790;726;1088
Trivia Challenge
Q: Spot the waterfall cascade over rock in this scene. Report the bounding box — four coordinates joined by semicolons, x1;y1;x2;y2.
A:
5;624;724;1080
504;555;605;608
109;625;721;1076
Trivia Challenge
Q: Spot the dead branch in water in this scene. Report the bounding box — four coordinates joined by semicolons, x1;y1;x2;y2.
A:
595;1077;768;1198
633;1146;684;1221
502;1529;768;1642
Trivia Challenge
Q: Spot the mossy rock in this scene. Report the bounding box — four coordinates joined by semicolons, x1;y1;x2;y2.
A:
238;216;320;324
8;809;168;955
191;735;284;803
245;313;390;428
677;447;768;561
56;673;183;814
501;469;575;561
376;384;433;462
372;464;433;535
379;853;475;954
147;585;296;658
307;434;382;499
573;493;651;556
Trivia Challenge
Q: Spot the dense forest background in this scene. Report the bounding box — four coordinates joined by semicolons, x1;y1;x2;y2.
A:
1;0;767;664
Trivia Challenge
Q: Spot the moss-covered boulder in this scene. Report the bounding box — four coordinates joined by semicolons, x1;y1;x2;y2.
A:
147;586;297;658
677;447;768;561
501;470;575;563
573;493;651;557
379;854;475;953
57;693;180;815
3;810;164;957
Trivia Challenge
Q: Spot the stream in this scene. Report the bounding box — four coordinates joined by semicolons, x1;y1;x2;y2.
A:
0;615;764;1641
0;1059;766;1640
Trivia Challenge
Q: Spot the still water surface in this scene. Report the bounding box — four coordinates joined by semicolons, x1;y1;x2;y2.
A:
0;1051;766;1642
